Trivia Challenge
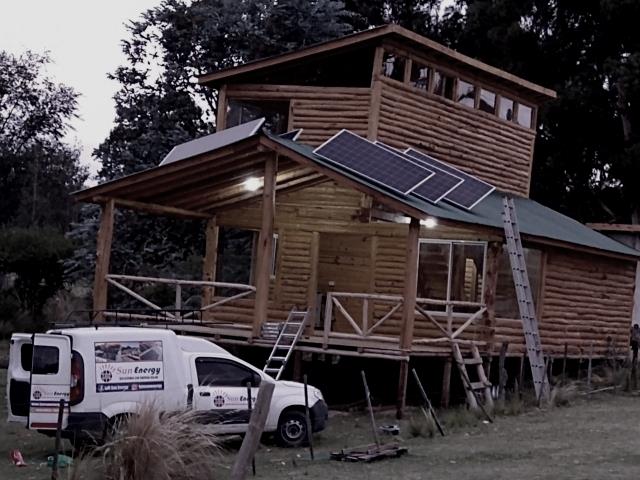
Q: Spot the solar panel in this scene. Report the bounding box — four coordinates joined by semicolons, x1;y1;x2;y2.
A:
159;118;265;166
278;129;303;141
314;130;434;195
404;148;495;209
375;142;463;203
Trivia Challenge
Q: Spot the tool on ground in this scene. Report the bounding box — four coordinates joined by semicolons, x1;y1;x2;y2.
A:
411;368;445;436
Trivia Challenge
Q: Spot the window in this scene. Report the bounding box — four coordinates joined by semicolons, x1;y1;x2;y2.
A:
495;247;542;318
381;51;406;81
516;103;533;128
226;99;289;134
20;344;33;371
456;79;476;108
432;71;455;99
410;62;431;90
499;97;515;121
32;346;59;375
216;228;278;287
478;89;496;114
417;240;486;308
195;358;261;387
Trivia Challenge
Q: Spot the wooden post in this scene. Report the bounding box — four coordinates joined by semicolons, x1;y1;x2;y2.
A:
216;84;228;131
306;232;320;335
303;374;315;460
51;399;65;480
587;343;594;392
562;343;568;384
396;360;409;419
202;217;219;319
367;46;385;140
245;382;256;476
252;156;276;338
230;380;275;480
441;356;452;408
518;352;525;397
93;199;115;318
483;242;501;342
498;342;508;402
397;217;420;417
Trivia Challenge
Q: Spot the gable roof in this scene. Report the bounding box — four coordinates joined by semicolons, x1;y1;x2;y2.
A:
198;24;556;102
74;129;637;260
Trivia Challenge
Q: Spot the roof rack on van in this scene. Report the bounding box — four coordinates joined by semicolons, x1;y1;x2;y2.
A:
51;308;233;329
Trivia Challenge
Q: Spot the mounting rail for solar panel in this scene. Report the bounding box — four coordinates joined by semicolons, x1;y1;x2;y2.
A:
313;129;435;195
375;141;464;204
404;148;495;210
279;128;303;141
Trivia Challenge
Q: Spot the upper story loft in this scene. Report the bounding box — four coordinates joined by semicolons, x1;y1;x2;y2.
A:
199;25;556;197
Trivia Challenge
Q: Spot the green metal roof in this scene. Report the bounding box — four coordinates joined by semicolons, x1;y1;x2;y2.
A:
268;133;640;258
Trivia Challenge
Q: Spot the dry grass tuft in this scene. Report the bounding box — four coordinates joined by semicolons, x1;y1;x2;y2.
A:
71;404;220;480
407;412;437;438
550;384;577;407
441;406;481;430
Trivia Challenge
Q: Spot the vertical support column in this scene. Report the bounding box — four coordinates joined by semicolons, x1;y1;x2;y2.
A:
367;46;385;140
252;155;277;338
483;242;502;345
216;84;227;131
306;231;320;335
202;217;219;320
93;199;115;317
396;217;420;418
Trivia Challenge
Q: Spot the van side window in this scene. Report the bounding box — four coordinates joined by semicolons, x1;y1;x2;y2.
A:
32;346;59;375
195;358;261;387
21;344;33;371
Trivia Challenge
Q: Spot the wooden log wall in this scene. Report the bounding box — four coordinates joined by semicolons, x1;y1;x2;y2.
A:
494;249;636;357
376;77;535;196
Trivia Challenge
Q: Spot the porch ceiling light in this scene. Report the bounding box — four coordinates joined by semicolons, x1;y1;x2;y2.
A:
421;217;438;228
243;177;262;192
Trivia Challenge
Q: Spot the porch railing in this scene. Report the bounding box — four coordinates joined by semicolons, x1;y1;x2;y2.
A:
105;274;255;322
323;291;486;348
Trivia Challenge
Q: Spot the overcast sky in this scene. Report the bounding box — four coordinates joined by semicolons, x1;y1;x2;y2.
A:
1;0;162;176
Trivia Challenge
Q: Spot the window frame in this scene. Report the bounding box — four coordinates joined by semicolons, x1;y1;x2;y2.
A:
417;239;488;306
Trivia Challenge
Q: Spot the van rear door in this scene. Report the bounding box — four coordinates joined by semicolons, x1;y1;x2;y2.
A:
28;334;71;430
7;333;33;422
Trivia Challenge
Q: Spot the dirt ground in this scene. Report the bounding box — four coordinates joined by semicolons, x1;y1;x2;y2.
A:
3;352;640;479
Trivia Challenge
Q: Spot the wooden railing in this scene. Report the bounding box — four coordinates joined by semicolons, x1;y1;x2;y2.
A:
105;274;255;321
322;291;486;348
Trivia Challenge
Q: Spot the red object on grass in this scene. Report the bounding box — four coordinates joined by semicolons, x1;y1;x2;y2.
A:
10;449;27;467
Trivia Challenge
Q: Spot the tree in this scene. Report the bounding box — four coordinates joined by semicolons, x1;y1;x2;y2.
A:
0;51;87;230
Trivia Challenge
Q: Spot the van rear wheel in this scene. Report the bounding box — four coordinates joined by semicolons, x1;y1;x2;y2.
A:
276;410;308;447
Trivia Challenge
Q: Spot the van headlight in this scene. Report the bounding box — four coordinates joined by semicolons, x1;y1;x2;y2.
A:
312;388;324;402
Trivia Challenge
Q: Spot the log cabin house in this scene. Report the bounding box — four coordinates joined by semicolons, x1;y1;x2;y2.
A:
74;25;640;408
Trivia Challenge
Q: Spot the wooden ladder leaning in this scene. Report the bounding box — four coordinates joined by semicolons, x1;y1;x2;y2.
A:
262;307;309;380
502;195;549;401
452;342;494;412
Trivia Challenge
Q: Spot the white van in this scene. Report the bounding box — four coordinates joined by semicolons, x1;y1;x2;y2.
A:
6;327;328;447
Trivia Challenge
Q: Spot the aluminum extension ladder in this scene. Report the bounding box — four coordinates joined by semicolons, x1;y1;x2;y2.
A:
262;308;309;380
502;196;549;400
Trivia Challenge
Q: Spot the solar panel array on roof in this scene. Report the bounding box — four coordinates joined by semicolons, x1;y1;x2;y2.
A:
404;148;495;209
159;117;265;166
279;129;303;141
314;130;434;195
375;142;463;203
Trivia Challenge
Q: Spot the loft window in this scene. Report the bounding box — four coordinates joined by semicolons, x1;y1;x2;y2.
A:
496;247;542;318
381;51;405;81
417;240;486;309
216;228;278;288
479;88;496;114
498;96;515;121
410;62;431;90
516;103;534;128
433;71;455;99
226;99;289;134
456;79;476;108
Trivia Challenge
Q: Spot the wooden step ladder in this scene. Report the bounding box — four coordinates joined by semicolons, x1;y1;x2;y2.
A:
452;343;494;411
502;195;549;401
262;308;309;380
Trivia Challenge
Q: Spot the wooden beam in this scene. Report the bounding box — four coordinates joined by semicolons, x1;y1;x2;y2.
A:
306;231;320;335
252;155;277;338
202;217;219;321
93;199;115;317
94;197;210;219
400;217;420;351
483;241;501;341
368;46;385;140
216;84;227;131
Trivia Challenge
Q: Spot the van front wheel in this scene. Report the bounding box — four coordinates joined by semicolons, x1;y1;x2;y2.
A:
276;410;308;447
